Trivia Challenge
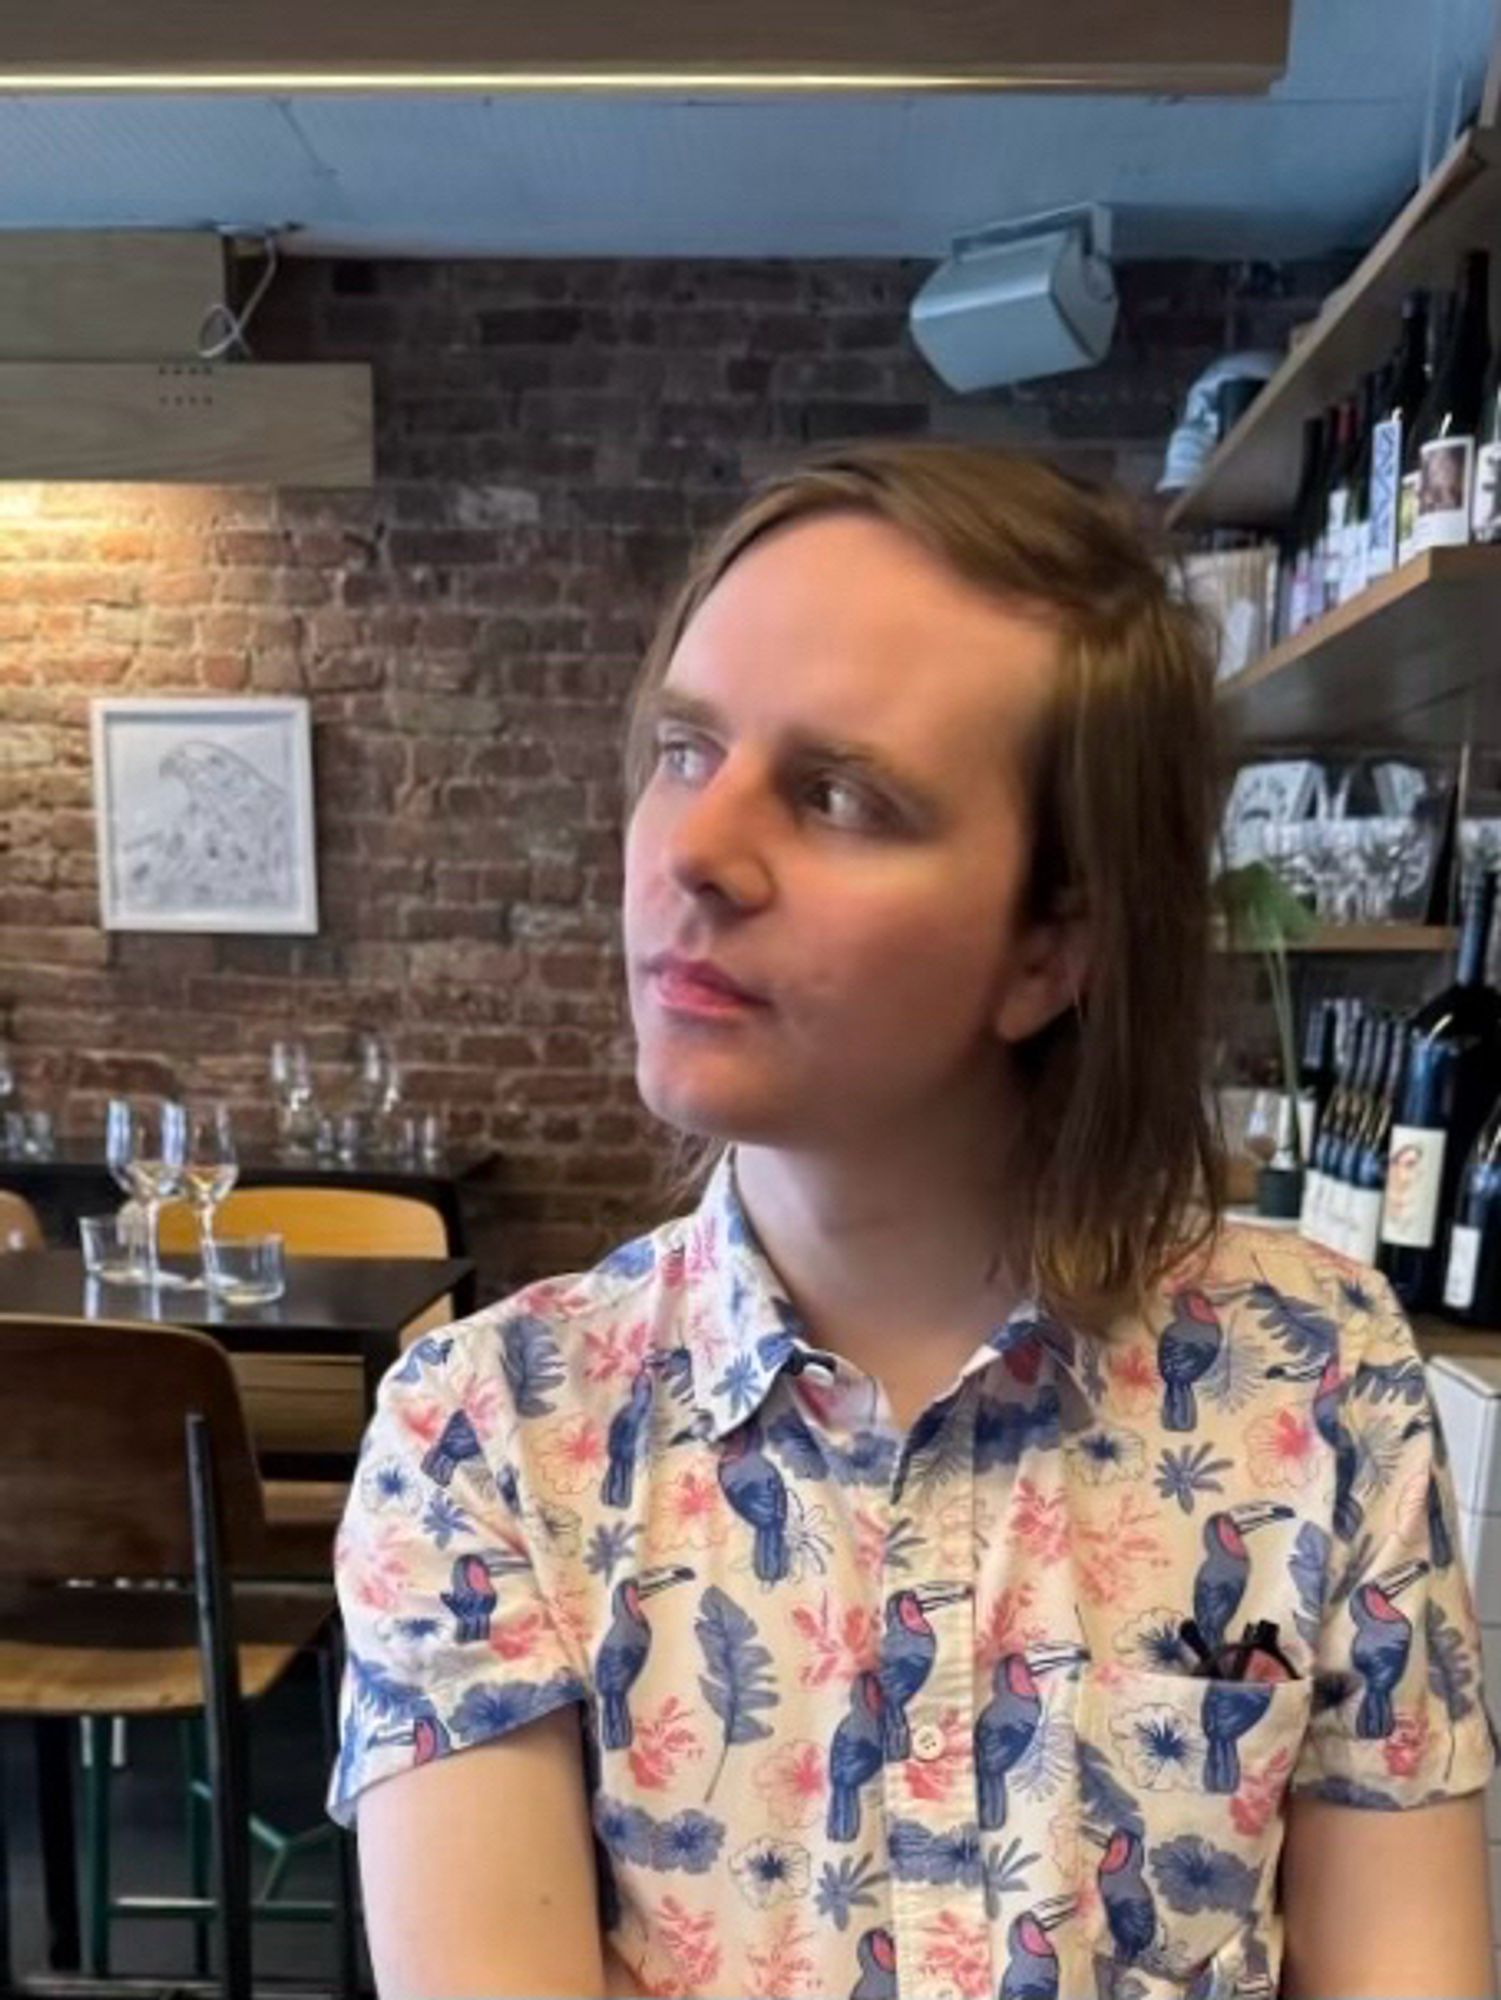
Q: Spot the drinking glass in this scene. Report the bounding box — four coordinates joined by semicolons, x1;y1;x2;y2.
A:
207;1233;285;1306
78;1211;143;1284
104;1095;187;1291
182;1099;239;1290
270;1038;316;1157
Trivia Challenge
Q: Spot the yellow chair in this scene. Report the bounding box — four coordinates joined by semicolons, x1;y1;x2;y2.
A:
0;1187;43;1249
159;1187;455;1458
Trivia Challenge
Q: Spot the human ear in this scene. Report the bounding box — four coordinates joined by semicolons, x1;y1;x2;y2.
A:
991;911;1091;1046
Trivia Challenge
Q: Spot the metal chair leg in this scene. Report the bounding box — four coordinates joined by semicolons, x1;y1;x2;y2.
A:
319;1633;360;2000
0;1721;16;2000
33;1718;80;1973
187;1413;252;2000
181;1717;212;1978
80;1716;111;1976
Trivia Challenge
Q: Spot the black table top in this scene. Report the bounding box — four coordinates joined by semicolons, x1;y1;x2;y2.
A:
0;1249;475;1354
0;1139;497;1184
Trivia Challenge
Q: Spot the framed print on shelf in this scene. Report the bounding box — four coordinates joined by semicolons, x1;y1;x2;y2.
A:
90;696;320;934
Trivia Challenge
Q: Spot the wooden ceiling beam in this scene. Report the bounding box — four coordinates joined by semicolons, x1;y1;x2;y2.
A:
0;0;1291;94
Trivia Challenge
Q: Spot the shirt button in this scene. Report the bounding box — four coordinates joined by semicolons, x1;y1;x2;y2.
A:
910;1723;945;1763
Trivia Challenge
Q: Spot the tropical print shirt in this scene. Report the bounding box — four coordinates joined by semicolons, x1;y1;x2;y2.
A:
330;1146;1497;2000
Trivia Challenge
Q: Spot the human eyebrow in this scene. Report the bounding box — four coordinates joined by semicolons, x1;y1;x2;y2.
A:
644;686;945;818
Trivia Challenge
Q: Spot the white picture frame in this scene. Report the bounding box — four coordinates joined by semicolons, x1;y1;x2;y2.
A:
90;696;319;934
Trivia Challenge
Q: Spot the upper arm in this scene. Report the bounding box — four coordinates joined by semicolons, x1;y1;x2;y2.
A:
1281;1791;1494;1999
356;1702;607;2000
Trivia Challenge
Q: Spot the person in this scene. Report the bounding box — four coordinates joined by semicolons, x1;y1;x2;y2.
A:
330;443;1497;1999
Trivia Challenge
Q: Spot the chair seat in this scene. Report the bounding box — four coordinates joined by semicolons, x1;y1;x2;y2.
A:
0;1581;333;1717
260;1479;350;1579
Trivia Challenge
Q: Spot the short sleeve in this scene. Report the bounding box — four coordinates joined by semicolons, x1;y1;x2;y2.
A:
327;1322;588;1827
1291;1271;1499;1809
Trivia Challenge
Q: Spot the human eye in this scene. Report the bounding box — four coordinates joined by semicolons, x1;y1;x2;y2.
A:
804;772;895;833
654;730;712;781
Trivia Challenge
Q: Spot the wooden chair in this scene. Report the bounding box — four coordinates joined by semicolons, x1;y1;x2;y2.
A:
0;1313;356;2000
0;1188;43;1250
159;1186;454;1458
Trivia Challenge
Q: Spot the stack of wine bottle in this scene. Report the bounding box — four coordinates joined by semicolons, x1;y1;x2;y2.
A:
1298;867;1501;1321
1273;245;1501;643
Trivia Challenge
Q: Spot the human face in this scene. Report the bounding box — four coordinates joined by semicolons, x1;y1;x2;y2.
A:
622;511;1070;1153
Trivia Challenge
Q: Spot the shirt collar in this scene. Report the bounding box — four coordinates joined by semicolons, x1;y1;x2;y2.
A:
680;1145;1092;1440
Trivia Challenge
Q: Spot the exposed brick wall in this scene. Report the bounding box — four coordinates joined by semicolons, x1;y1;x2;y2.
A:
0;252;1345;1295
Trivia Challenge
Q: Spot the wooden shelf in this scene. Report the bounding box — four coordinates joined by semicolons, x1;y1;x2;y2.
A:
1216;545;1501;747
1169;126;1501;530
1416;1316;1501;1359
1215;924;1456;954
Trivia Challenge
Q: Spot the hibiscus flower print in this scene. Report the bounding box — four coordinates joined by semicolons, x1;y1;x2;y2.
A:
662;1466;729;1549
754;1739;827;1831
1106;1340;1160;1417
1383;1706;1430;1779
1007;1478;1071;1564
535;1414;606;1497
1109;1700;1204;1791
1245;1407;1319;1490
730;1836;812;1910
918;1909;991;2000
358;1453;424;1518
1066;1425;1147;1486
346;1520;413;1613
1115;1606;1193;1674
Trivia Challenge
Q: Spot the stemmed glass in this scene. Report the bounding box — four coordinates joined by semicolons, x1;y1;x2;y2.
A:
270;1038;315;1158
181;1100;239;1292
104;1095;187;1291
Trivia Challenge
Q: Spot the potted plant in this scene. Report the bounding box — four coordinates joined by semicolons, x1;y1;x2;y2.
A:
1214;859;1317;1217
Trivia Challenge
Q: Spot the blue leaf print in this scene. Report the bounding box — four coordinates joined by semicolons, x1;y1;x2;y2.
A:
973;1387;1062;1471
695;1585;778;1801
1426;1600;1476;1725
887;1820;983;1887
713;1353;761;1418
420;1492;473;1551
1075;1740;1143;1837
1352;1357;1427;1406
982;1837;1040;1917
815;1853;888;1931
450;1670;586;1744
1289;1521;1331;1649
597;1234;656;1280
348;1652;434;1725
392;1334;455;1384
584;1519;642;1583
1154;1442;1233;1515
1149;1835;1257;1916
500;1315;566;1418
1296;1774;1401;1811
766;1411;830;1480
660;1345;696;1406
1239;1281;1339;1363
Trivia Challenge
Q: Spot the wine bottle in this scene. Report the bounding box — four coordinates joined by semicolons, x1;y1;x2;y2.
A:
1322;397;1359;617
1444;1087;1501;1321
1283;417;1323;637
1398;291;1452;566
1379;868;1501;1308
1328;1012;1389;1258
1415;249;1491;552
1294;408;1337;635
1340;370;1381;604
1369;291;1429;580
1302;1004;1369;1249
1347;1018;1407;1266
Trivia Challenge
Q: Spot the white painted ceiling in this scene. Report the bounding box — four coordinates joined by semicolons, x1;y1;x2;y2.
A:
0;0;1493;264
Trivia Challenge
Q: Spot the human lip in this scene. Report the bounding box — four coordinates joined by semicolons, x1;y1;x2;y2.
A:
647;953;769;1014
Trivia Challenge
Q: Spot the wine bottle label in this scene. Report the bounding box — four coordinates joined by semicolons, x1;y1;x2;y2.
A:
1298;1170;1325;1245
1340;520;1368;603
1367;415;1402;578
1444;1223;1481;1311
1346;1187;1383;1266
1473;442;1501;543
1379;1124;1448;1248
1415;435;1476;550
1397;471;1422;565
1288;555;1308;634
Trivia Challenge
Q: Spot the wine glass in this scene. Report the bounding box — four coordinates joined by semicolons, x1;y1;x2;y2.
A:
270;1038;315;1158
182;1099;239;1292
104;1095;187;1291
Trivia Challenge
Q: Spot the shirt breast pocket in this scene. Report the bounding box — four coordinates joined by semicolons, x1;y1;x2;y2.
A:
1070;1664;1312;1994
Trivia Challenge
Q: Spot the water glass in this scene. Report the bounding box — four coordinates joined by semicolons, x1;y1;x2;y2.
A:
78;1212;147;1284
104;1095;187;1291
206;1233;286;1306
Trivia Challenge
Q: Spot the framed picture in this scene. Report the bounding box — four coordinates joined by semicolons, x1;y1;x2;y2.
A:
90;696;319;934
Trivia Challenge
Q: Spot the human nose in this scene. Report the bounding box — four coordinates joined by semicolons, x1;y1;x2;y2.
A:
662;757;774;910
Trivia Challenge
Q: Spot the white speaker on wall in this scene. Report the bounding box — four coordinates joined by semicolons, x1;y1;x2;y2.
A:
909;204;1118;393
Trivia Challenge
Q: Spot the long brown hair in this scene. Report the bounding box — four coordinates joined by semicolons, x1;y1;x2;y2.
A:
620;441;1225;1325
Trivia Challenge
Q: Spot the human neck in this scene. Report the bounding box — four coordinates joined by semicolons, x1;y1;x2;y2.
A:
730;1124;1027;1397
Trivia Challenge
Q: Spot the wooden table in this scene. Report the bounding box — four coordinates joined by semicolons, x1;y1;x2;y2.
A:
0;1248;477;1417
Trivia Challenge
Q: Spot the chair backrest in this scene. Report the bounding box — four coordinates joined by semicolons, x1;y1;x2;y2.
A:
158;1185;449;1258
0;1187;43;1249
0;1314;270;1581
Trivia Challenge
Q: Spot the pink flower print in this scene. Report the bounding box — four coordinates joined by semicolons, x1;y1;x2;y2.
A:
629;1694;705;1792
1230;1745;1294;1837
651;1895;721;1997
1007;1478;1071;1565
918;1909;991;2000
1382;1707;1430;1779
1107;1341;1160;1417
1073;1493;1169;1609
662;1466;729;1549
536;1414;607;1497
897;1707;969;1806
852;1506;888;1576
460;1373;507;1445
975;1580;1047;1670
791;1591;880;1688
933;1493;996;1572
745;1910;817;1999
395;1395;446;1448
1245;1407;1319;1491
660;1242;687;1289
584;1317;653;1386
753;1739;827;1831
488;1606;547;1663
348;1521;412;1612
